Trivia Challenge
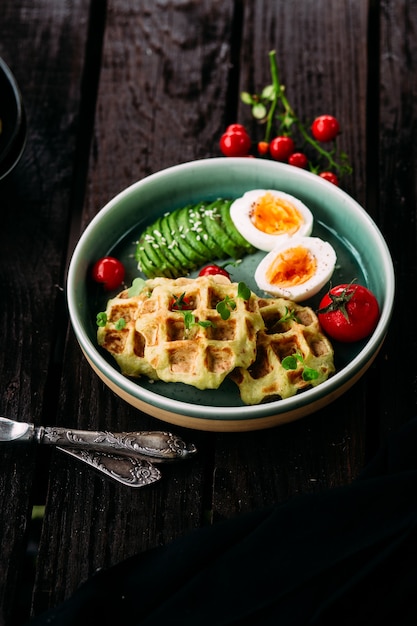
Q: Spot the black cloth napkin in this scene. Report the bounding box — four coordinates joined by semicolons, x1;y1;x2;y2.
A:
28;419;417;625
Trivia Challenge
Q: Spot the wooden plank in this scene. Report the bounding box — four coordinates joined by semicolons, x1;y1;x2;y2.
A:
375;0;417;438
0;1;92;623
31;0;236;615
211;0;373;519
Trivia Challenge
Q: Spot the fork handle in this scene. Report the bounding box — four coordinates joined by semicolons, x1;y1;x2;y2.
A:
35;426;196;463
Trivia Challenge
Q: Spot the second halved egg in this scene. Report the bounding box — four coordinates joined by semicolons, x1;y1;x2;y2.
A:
254;236;337;302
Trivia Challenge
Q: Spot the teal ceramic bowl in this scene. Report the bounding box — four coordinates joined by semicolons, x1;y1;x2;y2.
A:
67;158;394;431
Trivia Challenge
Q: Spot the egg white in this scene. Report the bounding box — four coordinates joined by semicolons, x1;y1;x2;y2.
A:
255;236;337;302
229;189;314;251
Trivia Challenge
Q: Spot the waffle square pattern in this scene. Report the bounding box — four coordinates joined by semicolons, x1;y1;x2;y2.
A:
97;275;335;402
230;297;335;404
97;275;265;390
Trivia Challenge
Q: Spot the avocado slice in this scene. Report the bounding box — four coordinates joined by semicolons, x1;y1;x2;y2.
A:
199;200;241;259
158;211;191;273
136;225;176;278
166;206;207;268
151;216;188;278
218;199;255;254
181;203;215;258
136;242;157;278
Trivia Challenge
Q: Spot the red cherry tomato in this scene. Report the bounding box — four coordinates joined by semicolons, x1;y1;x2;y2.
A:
269;136;295;161
226;124;247;134
288;152;308;168
311;115;340;142
198;265;230;279
92;256;125;291
257;141;269;156
319;171;339;186
171;293;194;311
317;283;380;343
219;128;251;157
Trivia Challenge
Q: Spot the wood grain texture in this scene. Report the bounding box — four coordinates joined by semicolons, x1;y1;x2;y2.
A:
0;1;91;623
31;0;237;614
375;0;417;436
82;0;235;227
1;0;417;622
211;0;371;519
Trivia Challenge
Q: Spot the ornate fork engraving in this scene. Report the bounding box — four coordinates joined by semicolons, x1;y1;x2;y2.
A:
0;416;197;487
38;426;196;462
58;447;162;487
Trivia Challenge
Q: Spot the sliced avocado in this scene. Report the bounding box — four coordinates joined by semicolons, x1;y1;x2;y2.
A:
219;199;256;254
158;211;191;273
136;225;176;278
150;217;186;278
181;203;215;258
136;241;162;278
188;202;223;261
136;243;156;278
199;200;241;259
166;206;206;268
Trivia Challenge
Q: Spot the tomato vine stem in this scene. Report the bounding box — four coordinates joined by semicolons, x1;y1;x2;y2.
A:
244;50;352;177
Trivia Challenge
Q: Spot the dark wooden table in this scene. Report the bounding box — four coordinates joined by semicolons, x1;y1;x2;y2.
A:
1;0;416;623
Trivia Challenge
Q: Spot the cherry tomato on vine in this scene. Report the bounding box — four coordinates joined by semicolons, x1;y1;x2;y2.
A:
225;124;247;134
171;293;194;311
311;115;340;142
319;171;339;186
220;126;251;157
269;136;295;162
317;283;380;342
92;256;125;291
288;152;308;169
198;264;231;279
257;141;269;156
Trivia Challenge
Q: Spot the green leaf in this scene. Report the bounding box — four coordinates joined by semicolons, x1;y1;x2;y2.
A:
96;312;107;327
198;320;216;328
182;311;195;330
252;103;267;119
216;300;231;320
115;318;126;330
277;307;297;324
280;112;296;129
241;91;254;105
238;282;251;300
261;84;275;100
127;277;146;297
302;367;319;381
282;355;297;370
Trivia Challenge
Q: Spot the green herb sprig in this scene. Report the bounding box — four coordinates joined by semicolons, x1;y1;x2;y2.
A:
181;311;216;335
281;351;319;382
96;312;107;327
216;282;251;320
241;50;352;177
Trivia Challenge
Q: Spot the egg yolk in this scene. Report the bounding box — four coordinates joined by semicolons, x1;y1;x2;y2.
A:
251;192;303;235
266;246;317;287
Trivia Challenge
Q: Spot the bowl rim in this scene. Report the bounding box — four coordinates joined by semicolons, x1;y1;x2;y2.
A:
67;157;395;423
0;57;26;179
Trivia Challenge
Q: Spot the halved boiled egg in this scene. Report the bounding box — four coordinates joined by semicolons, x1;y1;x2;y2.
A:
229;189;314;251
255;236;337;302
